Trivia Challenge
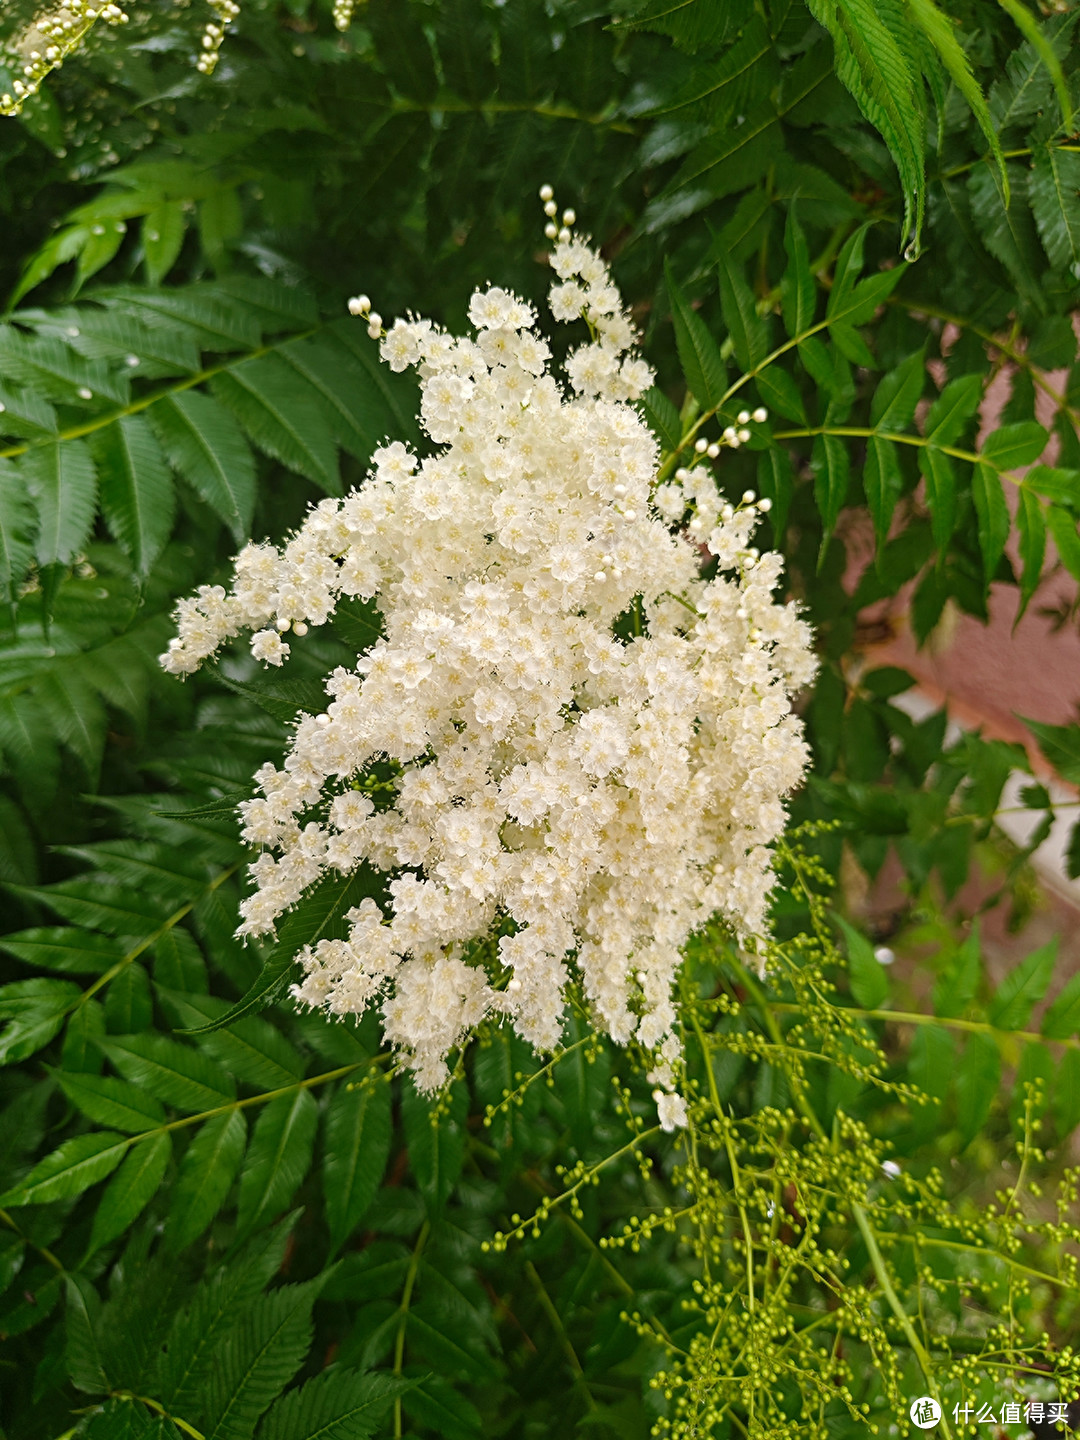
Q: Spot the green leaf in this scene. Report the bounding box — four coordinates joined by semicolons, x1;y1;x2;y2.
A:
198;186;243;272
829;320;877;369
0;460;37;606
278;334;392;462
258;1367;411;1440
864;435;903;549
908;1022;955;1101
780;207;814;341
972;462;1010;582
871;350;925;431
83;1400;175;1439
0;1130;126;1208
619;0;754;50
919;447;957;552
101;1033;236;1112
981;421;1048;471
156;988;303;1088
402;1078;467;1214
968;164;1044;304
990;938;1058;1031
102;285;261;352
639;386;682;454
23;438;98;567
906;0;1006;195
184;867;384;1033
165;1108;247;1252
1016;486;1046;615
198;1275;325;1440
324;1075;392;1254
156;1220;297;1408
994;0;1072;129
754;366;805;423
828;227;868;318
89;1132;171;1253
956;1033;1000;1146
810;432;850;546
1023;716;1080;785
1029;145;1080;273
1053;1049;1080;1136
835;915;889;1009
716;248;766;371
142;200;187;287
214;276;319;333
0;328;126;406
104;961;153;1034
153;928;209;995
208;665;328;725
9;878;162;936
664;260;726;409
150;391;256;545
0;926;120;975
10;225;90;307
862;666;915;698
932;929;981;1018
833;268;906;330
57;1071;166;1133
66;1273;107;1393
1046;505;1080;583
235;1088;318;1242
0;977;81;1066
331;596;383;657
63;1000;107;1074
925;373;982;446
806;0;925;244
212;354;340;494
402;1376;483;1440
756;446;794;539
1042;972;1080;1040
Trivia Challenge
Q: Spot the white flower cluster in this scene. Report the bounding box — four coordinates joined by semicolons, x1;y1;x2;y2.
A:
161;193;815;1127
0;0;128;116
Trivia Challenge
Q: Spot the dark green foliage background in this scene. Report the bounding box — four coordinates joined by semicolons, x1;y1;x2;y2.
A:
1;1;1080;1436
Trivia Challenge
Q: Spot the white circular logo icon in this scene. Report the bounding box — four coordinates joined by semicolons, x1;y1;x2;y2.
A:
910;1398;942;1429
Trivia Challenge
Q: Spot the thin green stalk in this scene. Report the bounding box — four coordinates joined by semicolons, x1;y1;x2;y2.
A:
76;863;239;1011
525;1260;597;1412
389;95;636;133
852;1202;953;1439
766;999;1080;1053
0;332;319;460
691;1010;755;1311
393;1219;430;1439
771;424;1028;486
0;1207;65;1271
940;140;1080;183
891;296;1080;429
110;1392;206;1440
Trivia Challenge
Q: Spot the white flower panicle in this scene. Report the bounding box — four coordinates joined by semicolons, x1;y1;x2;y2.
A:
161;190;816;1125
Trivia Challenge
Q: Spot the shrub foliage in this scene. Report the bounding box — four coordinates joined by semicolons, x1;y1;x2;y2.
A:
1;2;1080;1437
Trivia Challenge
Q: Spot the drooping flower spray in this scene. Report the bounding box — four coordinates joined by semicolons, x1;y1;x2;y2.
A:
161;191;816;1127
